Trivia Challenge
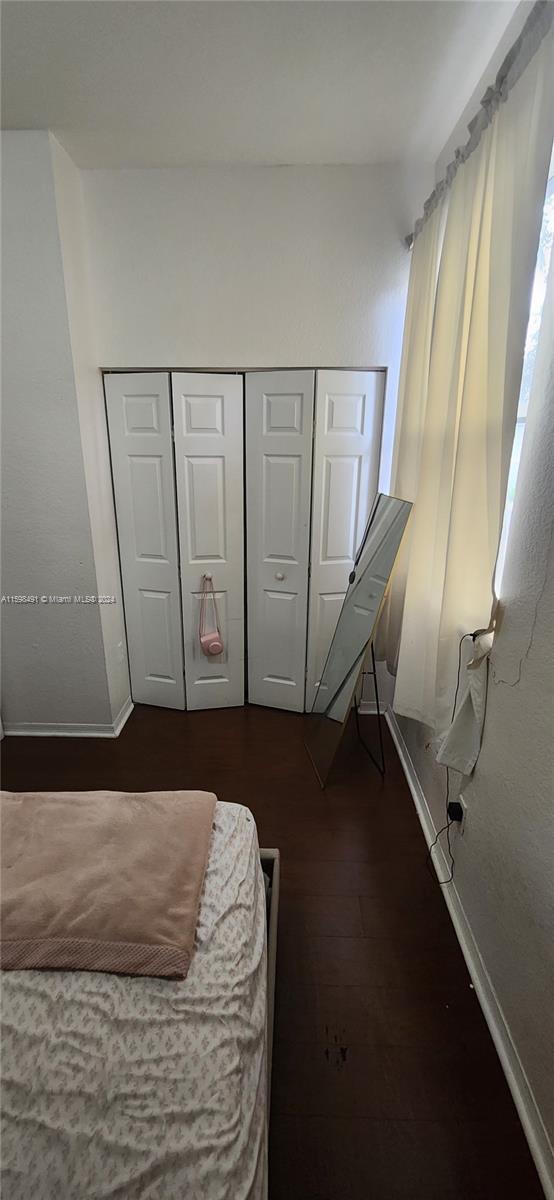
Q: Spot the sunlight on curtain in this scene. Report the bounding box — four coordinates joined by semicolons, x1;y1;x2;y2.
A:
388;23;554;734
374;196;447;675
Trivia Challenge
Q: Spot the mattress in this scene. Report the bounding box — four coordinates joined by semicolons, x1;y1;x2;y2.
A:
1;801;267;1200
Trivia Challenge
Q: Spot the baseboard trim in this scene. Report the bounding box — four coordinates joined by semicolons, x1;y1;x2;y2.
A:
111;696;134;737
4;696;134;739
385;707;553;1199
358;699;388;716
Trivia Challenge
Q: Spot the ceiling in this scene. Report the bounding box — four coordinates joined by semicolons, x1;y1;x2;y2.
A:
2;1;524;168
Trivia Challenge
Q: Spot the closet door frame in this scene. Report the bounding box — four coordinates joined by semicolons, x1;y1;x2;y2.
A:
105;365;386;714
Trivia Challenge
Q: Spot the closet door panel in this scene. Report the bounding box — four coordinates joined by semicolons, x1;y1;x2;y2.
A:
105;372;185;709
306;369;384;711
172;373;244;709
246;370;314;711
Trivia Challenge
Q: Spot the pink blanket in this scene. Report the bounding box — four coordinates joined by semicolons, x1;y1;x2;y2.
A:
0;789;216;979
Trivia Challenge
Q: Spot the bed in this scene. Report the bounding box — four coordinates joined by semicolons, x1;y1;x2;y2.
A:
1;800;273;1200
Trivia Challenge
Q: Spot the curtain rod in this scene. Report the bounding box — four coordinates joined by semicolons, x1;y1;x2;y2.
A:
406;0;553;248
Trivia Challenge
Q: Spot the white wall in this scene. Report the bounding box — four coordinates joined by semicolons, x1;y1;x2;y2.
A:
83;163;432;488
50;136;130;722
395;257;554;1187
3;146;429;729
434;2;530;181
1;131;113;729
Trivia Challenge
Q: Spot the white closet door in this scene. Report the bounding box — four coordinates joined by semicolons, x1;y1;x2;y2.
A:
246;371;315;711
105;373;185;709
306;369;384;710
172;373;244;709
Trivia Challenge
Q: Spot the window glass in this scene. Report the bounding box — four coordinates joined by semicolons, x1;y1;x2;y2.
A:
495;172;553;592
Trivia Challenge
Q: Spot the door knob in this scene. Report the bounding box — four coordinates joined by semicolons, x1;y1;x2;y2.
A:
275;571;285;581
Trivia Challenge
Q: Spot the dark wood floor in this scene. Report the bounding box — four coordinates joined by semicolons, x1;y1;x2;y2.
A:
1;705;543;1200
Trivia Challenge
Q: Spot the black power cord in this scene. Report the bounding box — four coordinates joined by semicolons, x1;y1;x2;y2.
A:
426;632;473;886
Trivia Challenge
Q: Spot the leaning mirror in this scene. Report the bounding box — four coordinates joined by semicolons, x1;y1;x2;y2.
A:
305;493;412;787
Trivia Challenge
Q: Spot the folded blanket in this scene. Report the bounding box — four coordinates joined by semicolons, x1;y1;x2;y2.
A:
0;789;216;979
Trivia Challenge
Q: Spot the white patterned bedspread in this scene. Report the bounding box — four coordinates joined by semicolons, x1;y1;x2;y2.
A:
1;802;267;1200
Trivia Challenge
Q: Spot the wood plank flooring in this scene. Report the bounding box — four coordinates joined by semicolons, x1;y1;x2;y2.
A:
1;705;543;1199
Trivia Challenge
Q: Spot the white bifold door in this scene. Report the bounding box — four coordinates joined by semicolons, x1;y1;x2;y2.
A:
171;373;244;709
105;373;185;708
107;367;383;714
246;371;315;711
306;369;385;710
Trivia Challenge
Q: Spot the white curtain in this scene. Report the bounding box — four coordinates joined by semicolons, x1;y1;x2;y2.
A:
384;15;554;734
375;195;447;674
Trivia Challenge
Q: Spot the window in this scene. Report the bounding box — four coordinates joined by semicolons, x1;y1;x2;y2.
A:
495;171;553;593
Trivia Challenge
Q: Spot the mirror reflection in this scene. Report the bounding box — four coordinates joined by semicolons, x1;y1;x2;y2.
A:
305;493;412;786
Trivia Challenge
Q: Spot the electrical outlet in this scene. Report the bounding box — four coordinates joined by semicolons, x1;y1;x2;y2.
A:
447;796;468;836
